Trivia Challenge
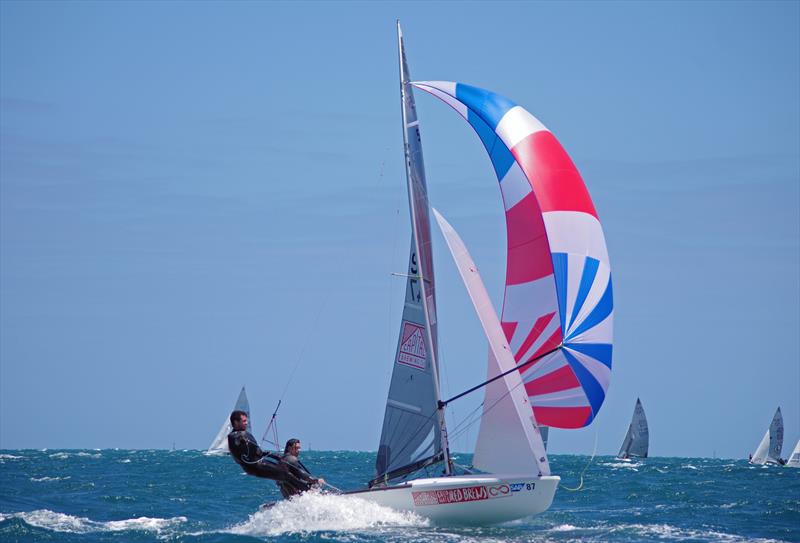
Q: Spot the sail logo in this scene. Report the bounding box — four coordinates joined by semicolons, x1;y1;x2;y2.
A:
397;321;427;370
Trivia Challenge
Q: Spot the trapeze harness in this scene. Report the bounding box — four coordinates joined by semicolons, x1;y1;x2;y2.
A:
227;430;317;497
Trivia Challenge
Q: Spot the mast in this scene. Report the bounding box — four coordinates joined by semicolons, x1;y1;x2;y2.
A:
396;21;451;475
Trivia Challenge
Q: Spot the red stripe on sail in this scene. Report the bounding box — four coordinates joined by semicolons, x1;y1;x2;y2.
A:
501;321;518;344
511;131;598;218
517;327;563;373
513;312;556;362
505;192;552;284
524;365;579;396
533;406;592;429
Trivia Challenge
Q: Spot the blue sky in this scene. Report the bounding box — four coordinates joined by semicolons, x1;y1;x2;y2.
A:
1;1;797;458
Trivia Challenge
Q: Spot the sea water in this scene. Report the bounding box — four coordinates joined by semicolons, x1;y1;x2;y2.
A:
0;450;797;542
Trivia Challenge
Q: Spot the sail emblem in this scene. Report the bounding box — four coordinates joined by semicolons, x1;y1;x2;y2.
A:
397;321;428;370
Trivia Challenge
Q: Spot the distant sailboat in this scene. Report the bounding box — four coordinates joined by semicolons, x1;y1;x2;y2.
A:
786;440;800;468
749;407;783;465
617;398;648;459
206;386;250;456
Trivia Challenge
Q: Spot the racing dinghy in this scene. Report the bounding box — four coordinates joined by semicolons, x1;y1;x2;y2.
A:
617;398;649;460
346;23;614;525
750;407;784;465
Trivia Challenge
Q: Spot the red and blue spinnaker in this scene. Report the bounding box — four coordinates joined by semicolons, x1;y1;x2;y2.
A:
414;82;613;429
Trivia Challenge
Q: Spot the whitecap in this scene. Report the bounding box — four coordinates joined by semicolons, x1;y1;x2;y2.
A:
228;489;428;536
610;522;784;542
30;476;71;482
48;452;70;459
0;454;23;461
4;509;186;534
549;524;580;532
600;461;641;469
119;459;132;463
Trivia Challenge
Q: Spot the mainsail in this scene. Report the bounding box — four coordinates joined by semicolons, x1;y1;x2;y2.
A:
207;386;250;455
373;24;448;484
433;209;549;476
750;407;784;464
786;440;800;468
617;398;649;459
413;82;613;432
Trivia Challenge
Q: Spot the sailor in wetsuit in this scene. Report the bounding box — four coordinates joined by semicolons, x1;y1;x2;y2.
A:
277;438;325;499
227;410;313;495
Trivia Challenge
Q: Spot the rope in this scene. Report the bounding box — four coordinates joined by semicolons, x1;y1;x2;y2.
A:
559;430;598;492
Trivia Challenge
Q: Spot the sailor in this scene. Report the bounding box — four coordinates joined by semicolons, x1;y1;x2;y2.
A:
227;410;311;493
277;438;325;499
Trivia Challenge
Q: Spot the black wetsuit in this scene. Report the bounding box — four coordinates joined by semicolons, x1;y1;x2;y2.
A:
227;430;309;492
277;453;318;499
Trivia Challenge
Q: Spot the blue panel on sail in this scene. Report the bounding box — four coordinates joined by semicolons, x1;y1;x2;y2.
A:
456;83;517;130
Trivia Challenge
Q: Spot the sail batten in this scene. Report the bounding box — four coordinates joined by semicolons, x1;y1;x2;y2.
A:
413;81;613;429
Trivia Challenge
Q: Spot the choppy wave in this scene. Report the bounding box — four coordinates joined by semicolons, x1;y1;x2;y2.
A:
1;509;186;535
47;451;102;460
0;454;23;461
30;476;71;482
600;461;641;469
608;522;786;542
228;490;428;536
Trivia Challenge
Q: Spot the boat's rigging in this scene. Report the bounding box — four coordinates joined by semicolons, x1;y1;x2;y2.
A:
438;344;563;409
375;341;557;482
261;399;282;452
559;431;599;492
260;269;337;450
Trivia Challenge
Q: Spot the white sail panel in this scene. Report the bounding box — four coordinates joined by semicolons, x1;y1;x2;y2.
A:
786;440;800;468
617;398;648;459
750;407;783;464
207;387;250;455
433;209;549;476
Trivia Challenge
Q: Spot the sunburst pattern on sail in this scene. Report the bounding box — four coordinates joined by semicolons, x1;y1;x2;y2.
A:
413;82;613;428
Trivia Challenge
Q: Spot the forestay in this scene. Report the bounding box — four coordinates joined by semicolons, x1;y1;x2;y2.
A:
618;398;649;459
413;82;613;430
374;27;447;485
207;387;250;455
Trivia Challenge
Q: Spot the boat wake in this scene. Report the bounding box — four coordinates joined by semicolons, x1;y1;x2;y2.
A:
0;509;186;535
228;490;428;536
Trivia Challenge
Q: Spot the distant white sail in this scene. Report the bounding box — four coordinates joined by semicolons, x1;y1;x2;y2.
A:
750;407;783;465
206;387;250;455
617;398;648;459
786;440;800;468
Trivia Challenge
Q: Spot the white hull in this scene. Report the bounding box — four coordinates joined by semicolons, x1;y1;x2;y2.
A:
347;474;559;524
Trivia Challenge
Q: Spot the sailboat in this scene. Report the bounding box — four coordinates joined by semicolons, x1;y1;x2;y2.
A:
749;407;784;465
617;398;648;460
786;440;800;468
206;386;250;456
344;23;614;525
